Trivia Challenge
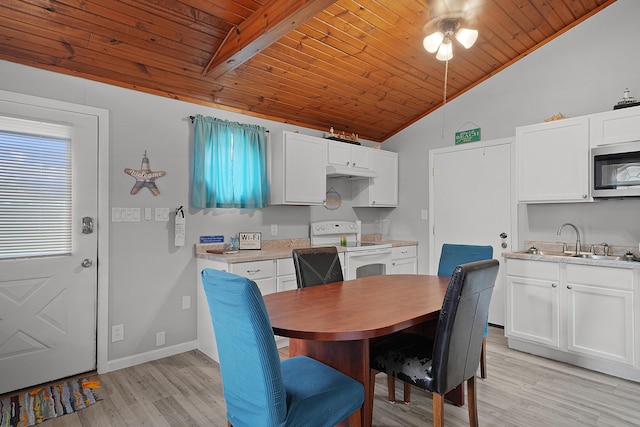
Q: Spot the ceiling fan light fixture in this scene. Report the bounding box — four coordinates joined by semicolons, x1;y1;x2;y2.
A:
455;28;478;49
423;31;444;53
435;39;453;61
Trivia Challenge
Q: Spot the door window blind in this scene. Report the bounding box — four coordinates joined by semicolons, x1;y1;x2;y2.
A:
0;116;72;259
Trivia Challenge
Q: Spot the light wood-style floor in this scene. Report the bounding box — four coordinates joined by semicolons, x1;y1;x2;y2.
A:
16;327;640;426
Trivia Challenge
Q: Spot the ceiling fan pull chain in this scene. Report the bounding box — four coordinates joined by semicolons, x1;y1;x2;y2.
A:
441;58;449;140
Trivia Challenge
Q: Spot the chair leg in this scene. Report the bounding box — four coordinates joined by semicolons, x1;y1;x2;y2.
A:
432;393;445;427
348;408;362;427
387;374;396;402
368;370;378;419
467;376;478;427
480;336;487;379
403;381;411;403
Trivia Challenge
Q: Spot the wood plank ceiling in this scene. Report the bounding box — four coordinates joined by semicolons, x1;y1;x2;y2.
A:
0;0;616;142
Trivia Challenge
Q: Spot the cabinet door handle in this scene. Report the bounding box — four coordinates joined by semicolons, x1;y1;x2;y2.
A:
567;285;572;289
552;283;557;288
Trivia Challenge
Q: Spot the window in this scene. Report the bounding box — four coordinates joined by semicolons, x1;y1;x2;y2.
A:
0;116;72;259
191;115;269;208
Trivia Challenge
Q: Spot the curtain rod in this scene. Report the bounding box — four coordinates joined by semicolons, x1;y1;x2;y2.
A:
188;116;269;132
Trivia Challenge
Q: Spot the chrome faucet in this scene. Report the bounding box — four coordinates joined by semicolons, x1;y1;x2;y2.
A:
557;223;581;255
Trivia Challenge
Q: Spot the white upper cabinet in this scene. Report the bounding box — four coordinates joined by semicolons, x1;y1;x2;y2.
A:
353;149;398;207
270;131;327;205
327;141;370;169
515;116;590;203
590;107;640;147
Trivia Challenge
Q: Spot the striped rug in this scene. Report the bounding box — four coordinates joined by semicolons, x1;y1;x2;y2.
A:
0;378;100;426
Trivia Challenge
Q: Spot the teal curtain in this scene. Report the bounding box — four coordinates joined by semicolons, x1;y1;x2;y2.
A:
191;115;269;208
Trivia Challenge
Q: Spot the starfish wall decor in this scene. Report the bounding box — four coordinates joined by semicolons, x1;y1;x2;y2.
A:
124;151;166;195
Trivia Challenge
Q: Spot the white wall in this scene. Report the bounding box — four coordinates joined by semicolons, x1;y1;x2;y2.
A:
384;0;640;272
0;60;381;363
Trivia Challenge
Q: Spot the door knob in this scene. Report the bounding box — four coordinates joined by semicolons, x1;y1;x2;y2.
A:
81;258;93;268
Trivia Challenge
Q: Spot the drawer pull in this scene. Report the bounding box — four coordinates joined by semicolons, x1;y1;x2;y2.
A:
246;269;261;275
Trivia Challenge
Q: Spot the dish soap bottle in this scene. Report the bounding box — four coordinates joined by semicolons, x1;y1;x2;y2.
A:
340;236;347;247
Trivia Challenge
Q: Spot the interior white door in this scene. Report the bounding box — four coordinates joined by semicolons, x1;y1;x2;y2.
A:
429;139;513;326
0;99;98;394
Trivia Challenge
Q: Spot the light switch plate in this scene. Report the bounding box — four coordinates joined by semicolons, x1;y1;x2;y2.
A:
155;207;170;221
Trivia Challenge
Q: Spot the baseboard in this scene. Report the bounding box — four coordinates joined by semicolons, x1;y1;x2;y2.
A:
104;340;198;373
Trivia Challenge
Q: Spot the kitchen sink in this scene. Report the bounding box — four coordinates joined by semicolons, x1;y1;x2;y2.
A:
571;253;622;261
516;249;574;257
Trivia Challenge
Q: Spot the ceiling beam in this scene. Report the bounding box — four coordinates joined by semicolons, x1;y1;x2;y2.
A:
203;0;338;79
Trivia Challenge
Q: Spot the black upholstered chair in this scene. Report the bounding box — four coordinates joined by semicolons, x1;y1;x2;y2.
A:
291;246;343;288
294;246;410;406
369;259;499;427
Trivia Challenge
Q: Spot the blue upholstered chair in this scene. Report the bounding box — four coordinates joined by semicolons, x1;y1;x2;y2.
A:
200;268;364;427
370;260;499;427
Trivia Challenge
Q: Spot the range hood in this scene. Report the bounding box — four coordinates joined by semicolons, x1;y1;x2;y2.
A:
326;164;378;179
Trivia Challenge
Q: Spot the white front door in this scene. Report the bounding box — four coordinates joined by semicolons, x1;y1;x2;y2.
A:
429;139;513;326
0;98;98;394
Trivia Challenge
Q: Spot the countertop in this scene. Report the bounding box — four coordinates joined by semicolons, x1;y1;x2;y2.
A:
502;240;640;270
195;236;418;264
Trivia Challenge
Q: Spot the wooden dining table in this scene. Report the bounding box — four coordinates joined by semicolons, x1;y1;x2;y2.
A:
262;274;463;427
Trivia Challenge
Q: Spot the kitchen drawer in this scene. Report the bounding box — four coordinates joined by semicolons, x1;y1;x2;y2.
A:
392;245;417;260
566;264;633;290
277;257;295;276
231;260;274;280
506;259;558;281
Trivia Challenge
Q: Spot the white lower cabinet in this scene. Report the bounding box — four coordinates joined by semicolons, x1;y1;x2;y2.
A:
506;258;638;381
565;264;634;365
276;258;298;292
390;246;417;274
197;258;276;362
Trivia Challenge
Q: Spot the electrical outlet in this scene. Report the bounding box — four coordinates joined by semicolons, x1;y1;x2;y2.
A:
156;331;165;346
271;224;278;236
112;324;124;342
182;295;191;310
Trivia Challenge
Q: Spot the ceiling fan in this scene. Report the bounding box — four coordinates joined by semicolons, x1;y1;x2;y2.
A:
422;0;481;61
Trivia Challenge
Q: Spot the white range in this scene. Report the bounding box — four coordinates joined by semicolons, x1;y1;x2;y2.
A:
309;220;392;280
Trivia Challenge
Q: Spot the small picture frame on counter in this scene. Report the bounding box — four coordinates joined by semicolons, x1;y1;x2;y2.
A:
239;232;262;250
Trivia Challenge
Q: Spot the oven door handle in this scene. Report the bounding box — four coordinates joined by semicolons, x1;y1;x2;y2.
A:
347;249;392;257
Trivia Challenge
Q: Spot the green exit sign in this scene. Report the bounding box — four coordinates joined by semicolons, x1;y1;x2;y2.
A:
455;128;481;144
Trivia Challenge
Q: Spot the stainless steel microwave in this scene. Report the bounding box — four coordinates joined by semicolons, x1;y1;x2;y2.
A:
592;141;640;198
